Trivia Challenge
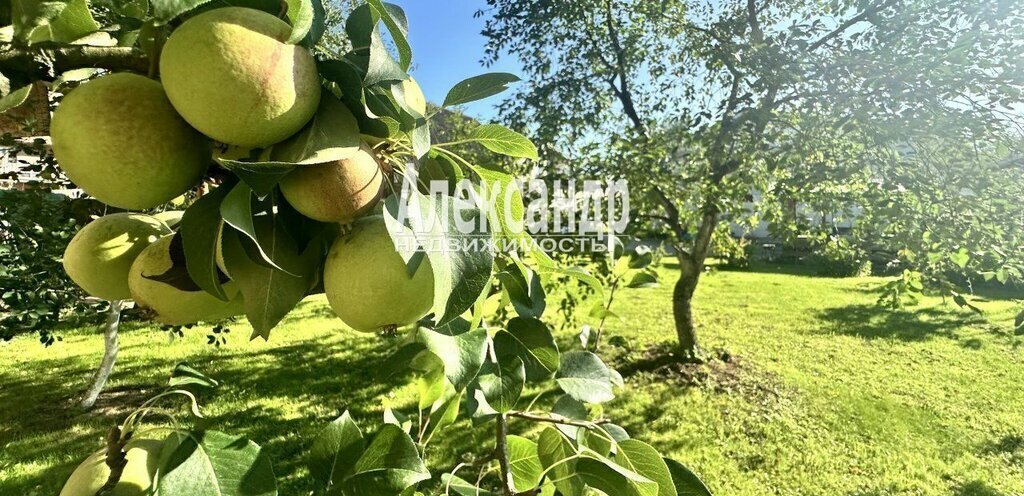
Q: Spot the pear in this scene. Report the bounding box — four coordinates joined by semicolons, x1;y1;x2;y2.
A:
51;73;210;209
160;7;321;147
324;217;434;332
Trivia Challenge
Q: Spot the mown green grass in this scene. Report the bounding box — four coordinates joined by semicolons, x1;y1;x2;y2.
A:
2;264;1023;495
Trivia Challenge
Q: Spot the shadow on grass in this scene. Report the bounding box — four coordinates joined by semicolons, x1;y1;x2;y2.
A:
814;304;988;343
980;434;1024;467
0;322;406;495
953;480;1006;496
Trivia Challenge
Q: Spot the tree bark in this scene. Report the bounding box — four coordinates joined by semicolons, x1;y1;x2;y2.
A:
0;46;148;81
673;256;702;360
80;300;123;409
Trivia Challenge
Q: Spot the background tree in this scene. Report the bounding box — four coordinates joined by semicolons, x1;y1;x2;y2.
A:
481;0;1024;360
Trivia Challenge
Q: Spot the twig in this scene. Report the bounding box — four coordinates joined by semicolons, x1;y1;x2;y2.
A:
508;411;612;429
495;414;516;496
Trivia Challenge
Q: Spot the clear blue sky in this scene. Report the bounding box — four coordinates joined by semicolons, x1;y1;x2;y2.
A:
391;0;522;120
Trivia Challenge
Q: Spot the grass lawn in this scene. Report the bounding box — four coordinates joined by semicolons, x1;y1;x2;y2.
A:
2;264;1023;495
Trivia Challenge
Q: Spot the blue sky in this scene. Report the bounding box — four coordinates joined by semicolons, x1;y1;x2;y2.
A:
390;0;522;120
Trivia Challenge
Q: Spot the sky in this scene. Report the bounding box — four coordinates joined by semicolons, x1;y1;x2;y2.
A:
389;0;522;120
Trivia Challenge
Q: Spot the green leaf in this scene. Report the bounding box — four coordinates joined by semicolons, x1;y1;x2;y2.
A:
495;267;545;318
626;271;659;289
663;458;713;496
366;0;411;70
616;440;678;496
342;425;430;495
470;163;526;244
415;327;488;392
215;159;297;198
220;183;291;274
477;356;525;413
221;219;316;340
157;430;278;496
271;95;363;165
151;0;215;24
169;363;220;389
507;435;543;492
537;427;585;496
440;474;496;496
443;73;520;107
283;0;315;44
466;124;538;160
949;248;970;269
576;453;658;496
308;411;365;491
556;351;615;404
493;317;559;381
12;0;99;44
551;395;588;440
180;182;234;301
0;84;32;114
422;388;462;444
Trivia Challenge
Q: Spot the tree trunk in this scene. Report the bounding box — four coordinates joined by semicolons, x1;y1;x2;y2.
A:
673;255;704;361
671;207;719;361
80;300;123;409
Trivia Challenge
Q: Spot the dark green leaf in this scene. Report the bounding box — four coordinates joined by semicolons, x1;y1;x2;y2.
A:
493;317;559;381
556;351;614;404
342;425;430;495
383;193;494;327
440;474;496;496
365;0;411;70
157;430;278;496
151;0;215;24
180;181;234;301
576;453;658;496
416;327;488;392
221;219;316;339
169;363;220;389
477;356;525;413
616;440;678;496
308;411;365;491
664;458;713;496
537;427;585;496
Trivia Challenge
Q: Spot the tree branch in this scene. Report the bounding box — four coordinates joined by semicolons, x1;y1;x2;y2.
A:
0;45;149;80
495;414;515;496
806;0;899;52
508;411;612;429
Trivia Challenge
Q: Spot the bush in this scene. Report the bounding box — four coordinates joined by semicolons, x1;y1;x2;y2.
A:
812;238;872;277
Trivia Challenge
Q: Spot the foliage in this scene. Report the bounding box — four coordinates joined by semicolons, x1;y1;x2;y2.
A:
0;184;101;343
855;133;1024;310
811;237;872;278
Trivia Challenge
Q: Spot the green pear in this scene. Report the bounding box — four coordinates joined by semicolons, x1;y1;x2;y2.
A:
160;7;322;147
324;216;434;332
279;144;384;224
51;73;210;209
128;236;244;325
63;213;172;301
59;439;163;496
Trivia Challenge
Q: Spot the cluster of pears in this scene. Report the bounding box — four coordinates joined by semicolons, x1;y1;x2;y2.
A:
55;7;434;334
